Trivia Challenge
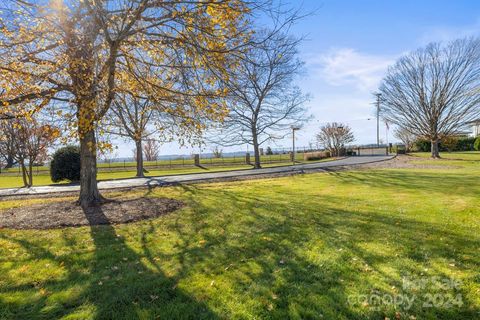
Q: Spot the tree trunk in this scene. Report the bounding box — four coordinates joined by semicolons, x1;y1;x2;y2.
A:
20;160;28;188
330;148;337;157
4;154;15;169
78;129;104;208
431;139;440;158
252;134;261;169
135;139;144;178
28;161;33;187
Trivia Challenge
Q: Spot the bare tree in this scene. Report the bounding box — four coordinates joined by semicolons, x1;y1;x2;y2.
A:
212;146;223;158
316;122;355;157
143;139;160;162
3;118;59;187
394;127;416;152
107;94;160;177
379;38;480;158
106;83;205;177
212;30;310;168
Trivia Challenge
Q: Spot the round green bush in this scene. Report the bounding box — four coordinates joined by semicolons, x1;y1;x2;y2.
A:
475;137;480;151
50;146;81;183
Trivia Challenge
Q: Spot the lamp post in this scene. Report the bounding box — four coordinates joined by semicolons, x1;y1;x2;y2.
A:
292;127;300;164
375;93;382;146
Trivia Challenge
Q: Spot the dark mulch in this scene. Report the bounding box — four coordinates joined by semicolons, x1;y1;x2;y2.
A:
0;197;184;230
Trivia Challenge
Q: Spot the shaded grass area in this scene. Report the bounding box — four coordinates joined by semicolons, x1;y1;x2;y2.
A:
0;158;331;189
0;155;479;319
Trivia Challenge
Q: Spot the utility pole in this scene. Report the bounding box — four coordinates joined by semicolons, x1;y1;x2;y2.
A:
375;93;381;146
292;127;300;164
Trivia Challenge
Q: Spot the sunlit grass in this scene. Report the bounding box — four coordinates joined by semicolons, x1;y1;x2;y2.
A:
0;155;478;319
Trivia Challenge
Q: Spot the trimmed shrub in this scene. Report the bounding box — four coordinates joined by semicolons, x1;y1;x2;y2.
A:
441;136;459;152
475;137;480;151
455;137;476;151
304;151;330;161
414;137;476;152
50;146;81;183
414;139;431;152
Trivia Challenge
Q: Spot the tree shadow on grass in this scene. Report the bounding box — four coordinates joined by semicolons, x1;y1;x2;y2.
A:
0;180;479;319
0;204;219;319
162;184;480;319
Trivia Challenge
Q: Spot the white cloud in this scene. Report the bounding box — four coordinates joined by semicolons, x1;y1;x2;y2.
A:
419;18;480;44
295;48;400;145
305;48;396;92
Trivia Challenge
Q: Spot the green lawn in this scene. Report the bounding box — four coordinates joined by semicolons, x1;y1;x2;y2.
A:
0;154;479;319
0;158;330;189
0;153;304;174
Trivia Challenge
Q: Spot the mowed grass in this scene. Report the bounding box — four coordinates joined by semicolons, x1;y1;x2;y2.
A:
0;154;479;319
0;153;304;173
0;158;333;189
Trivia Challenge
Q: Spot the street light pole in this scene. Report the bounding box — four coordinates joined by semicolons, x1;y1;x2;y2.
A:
375;93;382;146
292;127;300;164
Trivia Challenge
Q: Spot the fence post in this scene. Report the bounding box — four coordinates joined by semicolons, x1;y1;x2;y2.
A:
245;153;251;165
194;154;200;167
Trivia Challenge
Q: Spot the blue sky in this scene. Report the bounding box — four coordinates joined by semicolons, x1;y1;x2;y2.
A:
113;0;480;158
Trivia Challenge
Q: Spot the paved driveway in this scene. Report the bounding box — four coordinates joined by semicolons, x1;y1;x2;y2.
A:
0;155;394;196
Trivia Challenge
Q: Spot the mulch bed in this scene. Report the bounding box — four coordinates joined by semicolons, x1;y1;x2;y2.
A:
0;197;184;230
357;154;461;169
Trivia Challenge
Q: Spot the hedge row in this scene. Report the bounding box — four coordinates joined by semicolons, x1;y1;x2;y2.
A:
414;137;479;152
